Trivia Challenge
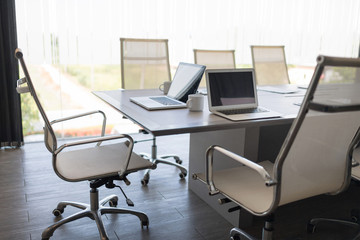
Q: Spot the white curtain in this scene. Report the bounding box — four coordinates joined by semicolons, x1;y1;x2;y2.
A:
16;0;360;67
15;0;360;140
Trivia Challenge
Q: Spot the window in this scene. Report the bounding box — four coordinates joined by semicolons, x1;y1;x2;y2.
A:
16;0;360;141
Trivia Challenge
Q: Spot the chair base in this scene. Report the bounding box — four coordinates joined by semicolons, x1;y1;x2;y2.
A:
140;153;188;185
308;217;360;238
230;217;274;240
139;138;187;185
230;227;257;240
230;227;273;240
41;188;149;240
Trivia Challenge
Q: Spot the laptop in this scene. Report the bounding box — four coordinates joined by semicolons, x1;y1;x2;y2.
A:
206;68;281;121
130;62;206;110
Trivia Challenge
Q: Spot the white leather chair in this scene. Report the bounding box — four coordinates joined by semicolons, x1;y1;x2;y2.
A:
193;49;236;87
15;48;156;240
251;45;290;85
120;38;187;185
193;55;360;240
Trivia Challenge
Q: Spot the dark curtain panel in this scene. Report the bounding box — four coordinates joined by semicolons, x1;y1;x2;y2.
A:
0;0;23;148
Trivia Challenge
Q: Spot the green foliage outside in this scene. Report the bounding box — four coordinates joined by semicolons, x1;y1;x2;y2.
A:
21;93;40;135
21;64;122;137
321;67;357;84
57;64;122;91
59;64;172;90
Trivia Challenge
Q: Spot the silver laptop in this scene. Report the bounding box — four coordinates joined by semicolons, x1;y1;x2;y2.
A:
206;68;281;121
130;62;206;110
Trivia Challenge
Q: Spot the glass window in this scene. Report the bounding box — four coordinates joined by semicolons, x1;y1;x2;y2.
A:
15;0;360;141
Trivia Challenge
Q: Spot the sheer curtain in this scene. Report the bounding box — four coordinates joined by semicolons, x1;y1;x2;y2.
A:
16;0;360;65
14;0;360;140
0;0;23;148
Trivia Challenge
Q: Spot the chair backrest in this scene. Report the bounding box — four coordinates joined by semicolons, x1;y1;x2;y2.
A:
120;38;171;89
349;129;360;181
193;49;236;87
352;146;360;180
272;55;360;209
251;45;290;85
15;49;57;153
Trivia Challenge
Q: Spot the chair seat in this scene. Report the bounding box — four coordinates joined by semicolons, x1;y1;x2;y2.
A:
197;160;274;214
56;142;153;181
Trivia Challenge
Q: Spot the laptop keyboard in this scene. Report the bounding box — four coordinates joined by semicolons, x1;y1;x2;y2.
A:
219;107;268;115
150;96;182;105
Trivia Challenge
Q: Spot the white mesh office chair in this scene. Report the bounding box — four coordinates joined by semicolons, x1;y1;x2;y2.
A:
251;45;290;85
193;49;236;87
120;38;187;185
15;49;156;240
193;55;360;240
120;38;171;89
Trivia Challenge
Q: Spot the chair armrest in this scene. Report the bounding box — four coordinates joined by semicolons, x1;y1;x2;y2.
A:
50;110;106;146
206;145;275;195
54;134;133;155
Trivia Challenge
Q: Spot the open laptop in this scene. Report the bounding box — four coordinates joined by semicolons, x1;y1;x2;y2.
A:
130;62;206;110
206;68;281;121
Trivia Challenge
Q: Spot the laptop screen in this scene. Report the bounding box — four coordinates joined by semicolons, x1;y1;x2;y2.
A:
167;62;206;102
206;69;258;109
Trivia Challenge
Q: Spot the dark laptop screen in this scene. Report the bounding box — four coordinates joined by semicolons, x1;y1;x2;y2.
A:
208;71;256;107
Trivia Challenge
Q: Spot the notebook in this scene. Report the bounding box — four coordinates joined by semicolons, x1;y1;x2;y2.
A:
130;62;206;110
206;68;281;121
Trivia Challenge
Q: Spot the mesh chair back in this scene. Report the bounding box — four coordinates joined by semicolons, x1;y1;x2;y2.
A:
15;49;57;153
274;56;360;206
194;49;235;87
251;45;290;85
120;38;171;89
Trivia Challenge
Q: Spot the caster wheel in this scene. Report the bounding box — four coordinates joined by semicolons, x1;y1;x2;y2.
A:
42;238;50;240
179;172;187;179
141;220;149;229
230;236;240;240
109;200;118;207
141;179;149;186
175;157;182;164
52;208;64;217
307;222;316;233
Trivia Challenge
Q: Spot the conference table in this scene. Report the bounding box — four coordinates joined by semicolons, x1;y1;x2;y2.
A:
93;86;306;227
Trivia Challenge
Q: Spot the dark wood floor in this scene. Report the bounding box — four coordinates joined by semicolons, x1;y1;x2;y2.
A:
1;133;360;240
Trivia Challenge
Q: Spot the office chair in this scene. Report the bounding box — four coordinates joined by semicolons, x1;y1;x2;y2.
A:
251;45;291;85
15;48;156;240
120;38;171;89
193;55;360;240
193;49;236;87
120;38;187;185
